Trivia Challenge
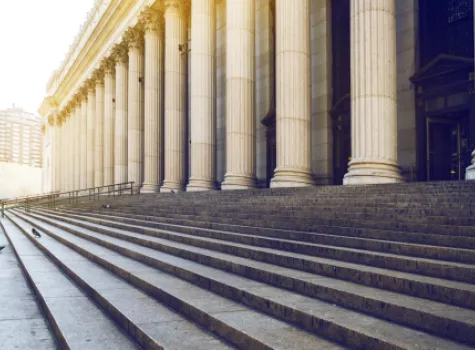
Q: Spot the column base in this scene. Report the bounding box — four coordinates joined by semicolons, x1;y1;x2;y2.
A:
465;151;475;180
141;183;160;193
343;159;403;185
187;178;216;192
270;167;314;188
343;160;404;185
221;173;256;191
161;180;185;193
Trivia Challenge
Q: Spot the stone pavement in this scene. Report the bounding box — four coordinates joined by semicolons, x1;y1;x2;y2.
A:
0;222;56;350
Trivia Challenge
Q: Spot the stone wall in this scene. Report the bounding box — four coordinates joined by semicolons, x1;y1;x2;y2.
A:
0;162;43;198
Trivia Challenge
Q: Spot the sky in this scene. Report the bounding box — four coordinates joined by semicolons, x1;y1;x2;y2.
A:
0;0;96;115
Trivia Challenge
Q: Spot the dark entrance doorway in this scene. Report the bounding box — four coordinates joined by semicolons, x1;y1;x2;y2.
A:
262;111;276;187
331;0;351;184
332;98;351;185
412;0;474;181
427;113;470;181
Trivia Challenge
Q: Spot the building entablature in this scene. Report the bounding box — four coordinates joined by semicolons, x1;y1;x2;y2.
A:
41;0;163;119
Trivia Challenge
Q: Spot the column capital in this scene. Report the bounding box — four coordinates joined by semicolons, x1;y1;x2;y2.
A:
140;7;163;34
78;85;88;101
47;112;58;126
164;0;189;16
86;79;96;94
124;27;144;52
102;56;116;75
57;110;67;126
111;42;129;64
92;69;105;85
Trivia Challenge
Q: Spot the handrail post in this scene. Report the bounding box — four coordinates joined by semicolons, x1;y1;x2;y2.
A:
1;203;4;218
131;182;133;195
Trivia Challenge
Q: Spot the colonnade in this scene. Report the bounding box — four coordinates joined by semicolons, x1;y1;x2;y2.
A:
47;0;402;194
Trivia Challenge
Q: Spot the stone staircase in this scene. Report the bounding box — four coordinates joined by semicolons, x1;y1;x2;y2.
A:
2;181;475;349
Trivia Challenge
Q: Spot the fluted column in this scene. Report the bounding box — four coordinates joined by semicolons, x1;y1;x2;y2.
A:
56;114;63;192
66;111;73;191
343;0;402;185
161;0;188;192
80;93;88;189
465;3;475;180
103;59;116;186
86;82;96;188
113;44;129;184
270;0;313;188
74;100;81;190
47;114;56;192
94;72;105;188
221;0;256;190
55;114;62;192
187;0;216;191
142;8;163;193
63;113;69;191
125;28;145;193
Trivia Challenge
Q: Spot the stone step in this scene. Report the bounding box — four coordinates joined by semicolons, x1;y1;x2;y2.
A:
13;210;474;350
0;220;57;350
8;211;341;350
7;215;240;350
73;201;475;225
71;194;475;213
41;209;475;264
22;209;475;311
37;209;475;284
23;209;475;344
0;217;139;350
86;205;475;236
81;208;475;249
146;205;475;224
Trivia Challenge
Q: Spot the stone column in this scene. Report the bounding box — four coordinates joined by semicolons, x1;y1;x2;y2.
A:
73;101;80;190
343;0;402;185
113;43;129;184
161;0;188;192
86;82;96;188
66;111;73;191
270;0;313;188
103;59;116;186
79;93;88;189
465;4;475;180
63;113;69;191
222;0;256;190
56;114;63;192
142;8;163;193
187;0;216;192
94;71;105;188
47;114;56;192
125;28;145;193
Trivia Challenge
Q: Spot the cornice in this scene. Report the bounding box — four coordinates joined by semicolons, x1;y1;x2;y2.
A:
41;0;154;114
47;0;113;93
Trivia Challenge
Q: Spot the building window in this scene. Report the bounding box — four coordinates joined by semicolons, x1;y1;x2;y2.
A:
420;0;474;67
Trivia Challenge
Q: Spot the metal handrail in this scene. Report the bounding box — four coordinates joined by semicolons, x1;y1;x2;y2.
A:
1;181;135;218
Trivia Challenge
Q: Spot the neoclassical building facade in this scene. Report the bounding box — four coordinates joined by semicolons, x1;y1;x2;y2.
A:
39;0;475;194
